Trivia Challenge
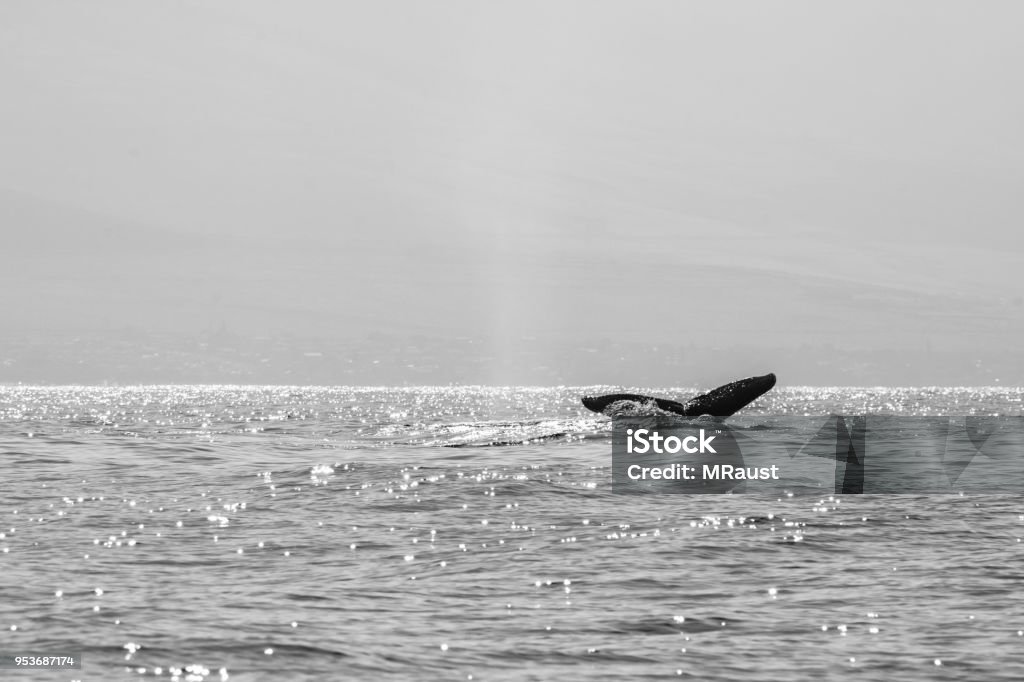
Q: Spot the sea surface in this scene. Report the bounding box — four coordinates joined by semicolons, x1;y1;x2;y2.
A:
1;385;1023;681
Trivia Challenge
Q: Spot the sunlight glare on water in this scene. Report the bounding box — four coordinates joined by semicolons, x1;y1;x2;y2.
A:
1;386;1023;681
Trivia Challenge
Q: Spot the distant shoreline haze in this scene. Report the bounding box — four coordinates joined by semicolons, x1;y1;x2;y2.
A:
0;331;1019;386
2;3;1022;385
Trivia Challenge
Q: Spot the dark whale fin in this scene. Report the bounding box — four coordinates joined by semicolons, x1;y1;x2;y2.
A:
581;373;776;418
680;373;776;417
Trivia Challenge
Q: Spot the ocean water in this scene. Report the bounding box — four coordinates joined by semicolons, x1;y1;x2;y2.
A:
1;385;1023;682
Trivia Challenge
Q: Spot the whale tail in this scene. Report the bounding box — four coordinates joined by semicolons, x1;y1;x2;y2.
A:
581;373;776;418
681;373;776;417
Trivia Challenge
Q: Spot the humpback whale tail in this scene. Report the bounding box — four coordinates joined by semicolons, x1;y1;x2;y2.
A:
581;373;776;418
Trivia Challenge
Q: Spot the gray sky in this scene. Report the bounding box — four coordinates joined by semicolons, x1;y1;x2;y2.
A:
2;1;1023;384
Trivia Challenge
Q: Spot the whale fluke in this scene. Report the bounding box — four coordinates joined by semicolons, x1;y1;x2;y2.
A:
679;373;776;417
582;373;776;418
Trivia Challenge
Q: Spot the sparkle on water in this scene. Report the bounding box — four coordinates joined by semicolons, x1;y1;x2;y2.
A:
1;385;1023;680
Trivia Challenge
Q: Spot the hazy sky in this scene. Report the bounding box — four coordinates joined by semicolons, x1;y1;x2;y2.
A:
2;1;1023;383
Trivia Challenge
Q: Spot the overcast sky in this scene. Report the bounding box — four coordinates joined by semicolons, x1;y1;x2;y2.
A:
2;1;1023;384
